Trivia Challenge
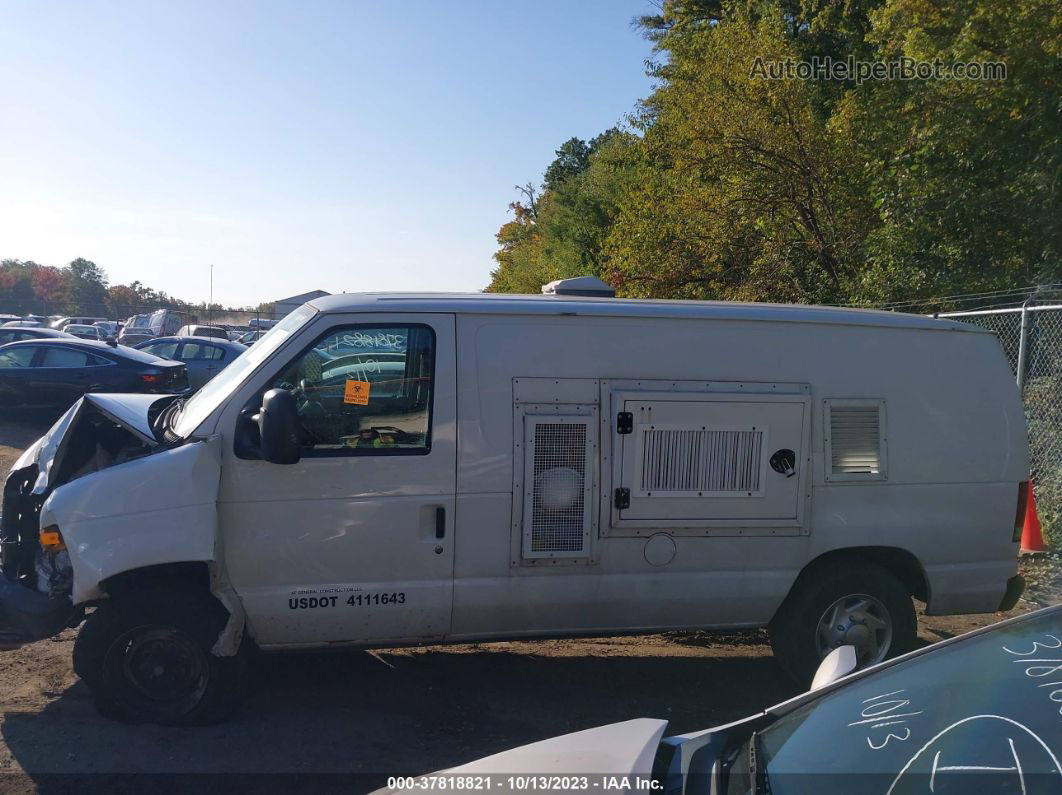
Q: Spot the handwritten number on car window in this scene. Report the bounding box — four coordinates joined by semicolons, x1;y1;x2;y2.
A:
1002;634;1062;657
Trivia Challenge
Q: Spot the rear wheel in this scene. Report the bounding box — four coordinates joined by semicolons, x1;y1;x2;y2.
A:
73;588;249;725
768;561;916;685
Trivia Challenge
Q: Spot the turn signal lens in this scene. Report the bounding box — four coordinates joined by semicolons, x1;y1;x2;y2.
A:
40;526;65;551
1014;481;1030;542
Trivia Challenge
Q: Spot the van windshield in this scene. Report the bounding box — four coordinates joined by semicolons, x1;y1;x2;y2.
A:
171;306;316;438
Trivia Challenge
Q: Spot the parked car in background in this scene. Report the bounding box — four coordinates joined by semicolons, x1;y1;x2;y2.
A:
51;316;106;330
135;335;246;389
0;314;21;324
117;313;154;345
3;319;44;328
388;605;1062;794
237;328;267;345
64;324;107;341
0;327;76;345
174;324;228;340
0;338;189;411
93;320;119;339
117;309;185;346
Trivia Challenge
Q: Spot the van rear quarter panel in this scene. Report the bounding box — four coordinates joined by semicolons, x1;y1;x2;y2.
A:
450;314;1027;637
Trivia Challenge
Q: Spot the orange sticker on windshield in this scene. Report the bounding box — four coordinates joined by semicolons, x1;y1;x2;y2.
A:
343;379;370;405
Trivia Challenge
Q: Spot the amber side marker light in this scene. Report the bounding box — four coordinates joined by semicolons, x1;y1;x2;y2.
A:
39;527;65;551
1014;481;1031;542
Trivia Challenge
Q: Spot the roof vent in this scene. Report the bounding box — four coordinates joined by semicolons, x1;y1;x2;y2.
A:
541;276;616;298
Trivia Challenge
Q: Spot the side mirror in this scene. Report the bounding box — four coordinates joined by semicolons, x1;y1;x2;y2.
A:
256;388;301;465
810;645;858;691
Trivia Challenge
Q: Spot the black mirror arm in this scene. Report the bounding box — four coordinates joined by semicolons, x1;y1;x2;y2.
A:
233;408;264;460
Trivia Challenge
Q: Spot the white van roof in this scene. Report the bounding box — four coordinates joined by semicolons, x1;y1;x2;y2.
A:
307;292;983;334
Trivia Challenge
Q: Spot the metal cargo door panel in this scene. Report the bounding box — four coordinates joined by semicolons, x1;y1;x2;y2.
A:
614;392;809;530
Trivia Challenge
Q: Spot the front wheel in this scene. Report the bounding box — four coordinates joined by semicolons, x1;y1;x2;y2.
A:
768;561;917;685
73;588;249;725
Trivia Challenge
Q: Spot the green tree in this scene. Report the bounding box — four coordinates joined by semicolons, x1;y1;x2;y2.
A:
835;0;1062;304
487;187;550;294
488;131;637;293
608;5;871;303
540;130;637;281
65;257;109;313
543;138;593;192
0;260;41;314
491;0;1058;309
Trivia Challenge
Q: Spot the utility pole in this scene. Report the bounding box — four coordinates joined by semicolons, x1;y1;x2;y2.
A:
209;264;214;325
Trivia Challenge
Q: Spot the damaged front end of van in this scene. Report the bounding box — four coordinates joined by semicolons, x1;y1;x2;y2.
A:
0;393;194;647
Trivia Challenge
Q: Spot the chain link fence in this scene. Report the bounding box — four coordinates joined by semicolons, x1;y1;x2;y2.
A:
939;294;1062;546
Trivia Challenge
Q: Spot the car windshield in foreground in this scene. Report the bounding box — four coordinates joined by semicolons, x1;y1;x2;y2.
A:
749;606;1062;794
170;305;315;438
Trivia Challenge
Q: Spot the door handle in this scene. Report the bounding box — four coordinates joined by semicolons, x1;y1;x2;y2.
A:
435;506;446;539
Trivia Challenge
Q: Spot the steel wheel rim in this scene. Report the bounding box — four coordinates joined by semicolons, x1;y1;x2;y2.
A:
107;627;209;717
815;593;893;666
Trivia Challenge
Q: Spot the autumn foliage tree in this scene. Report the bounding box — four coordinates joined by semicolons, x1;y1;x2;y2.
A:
0;258;206;318
488;0;1061;307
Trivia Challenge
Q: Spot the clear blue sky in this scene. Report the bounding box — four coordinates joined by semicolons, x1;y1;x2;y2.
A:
0;0;655;307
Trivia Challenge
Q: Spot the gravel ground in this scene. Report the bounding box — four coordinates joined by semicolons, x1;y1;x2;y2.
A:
0;414;1058;792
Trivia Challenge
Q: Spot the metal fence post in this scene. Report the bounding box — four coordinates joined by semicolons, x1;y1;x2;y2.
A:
939;294;1062;547
1016;299;1031;395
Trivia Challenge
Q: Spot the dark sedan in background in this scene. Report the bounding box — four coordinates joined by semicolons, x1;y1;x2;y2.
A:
135;336;246;389
0;339;189;412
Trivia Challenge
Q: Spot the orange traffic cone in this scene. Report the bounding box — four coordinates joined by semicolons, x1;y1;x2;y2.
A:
1021;483;1048;554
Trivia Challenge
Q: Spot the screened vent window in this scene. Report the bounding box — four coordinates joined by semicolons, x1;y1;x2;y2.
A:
522;418;593;558
639;427;764;495
825;400;886;481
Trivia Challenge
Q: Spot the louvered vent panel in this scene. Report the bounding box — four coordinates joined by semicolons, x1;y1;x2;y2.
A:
526;421;591;556
830;406;881;474
639;428;764;494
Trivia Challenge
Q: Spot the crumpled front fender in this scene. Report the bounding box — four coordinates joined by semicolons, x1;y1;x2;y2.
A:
42;437;222;605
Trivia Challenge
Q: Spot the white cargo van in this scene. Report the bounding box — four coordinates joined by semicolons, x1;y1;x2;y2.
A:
0;279;1029;724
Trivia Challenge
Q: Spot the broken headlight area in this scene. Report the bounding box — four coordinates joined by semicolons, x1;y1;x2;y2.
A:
0;394;173;645
0;529;74;647
3;409;154;594
0;467;75;645
35;545;72;599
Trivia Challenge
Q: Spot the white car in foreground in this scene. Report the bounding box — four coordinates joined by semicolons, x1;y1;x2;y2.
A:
380;605;1062;794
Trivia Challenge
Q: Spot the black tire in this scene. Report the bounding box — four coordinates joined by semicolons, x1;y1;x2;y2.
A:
73;588;249;725
768;560;916;686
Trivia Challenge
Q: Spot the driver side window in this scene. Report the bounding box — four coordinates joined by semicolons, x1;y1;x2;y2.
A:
269;325;435;455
